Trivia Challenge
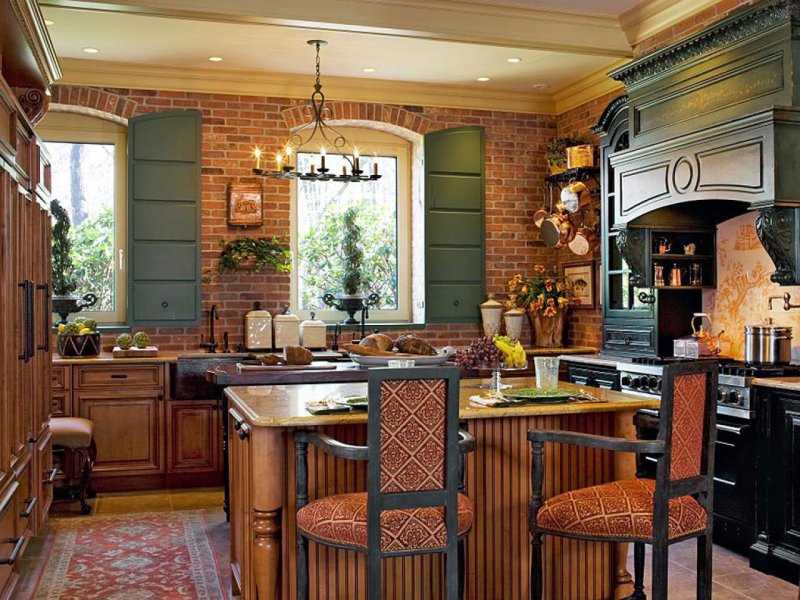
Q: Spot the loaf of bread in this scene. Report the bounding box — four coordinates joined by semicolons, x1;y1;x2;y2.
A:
258;354;282;366
359;333;394;352
283;345;314;365
343;343;396;357
394;335;437;356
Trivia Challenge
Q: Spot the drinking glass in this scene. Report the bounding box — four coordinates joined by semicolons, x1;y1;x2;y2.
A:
534;357;560;391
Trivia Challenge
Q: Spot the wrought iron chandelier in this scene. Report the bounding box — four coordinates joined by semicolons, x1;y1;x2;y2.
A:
252;40;381;183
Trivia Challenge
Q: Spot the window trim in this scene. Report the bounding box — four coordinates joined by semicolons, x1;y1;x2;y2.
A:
290;128;412;323
37;112;128;324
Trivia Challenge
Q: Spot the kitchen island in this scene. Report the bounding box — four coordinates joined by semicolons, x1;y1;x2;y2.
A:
226;378;659;600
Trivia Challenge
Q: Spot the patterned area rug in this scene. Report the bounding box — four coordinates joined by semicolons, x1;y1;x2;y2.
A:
33;510;225;599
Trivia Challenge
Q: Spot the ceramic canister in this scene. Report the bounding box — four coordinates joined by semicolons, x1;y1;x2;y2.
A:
273;306;300;349
504;308;525;343
479;295;504;338
300;312;327;349
244;301;272;350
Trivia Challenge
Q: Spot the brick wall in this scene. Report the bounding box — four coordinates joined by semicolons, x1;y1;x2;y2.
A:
51;85;569;351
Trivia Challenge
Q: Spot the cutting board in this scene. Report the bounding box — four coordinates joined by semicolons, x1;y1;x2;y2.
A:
236;361;338;372
112;346;159;358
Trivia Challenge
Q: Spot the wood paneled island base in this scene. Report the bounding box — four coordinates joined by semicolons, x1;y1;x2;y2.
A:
225;379;659;600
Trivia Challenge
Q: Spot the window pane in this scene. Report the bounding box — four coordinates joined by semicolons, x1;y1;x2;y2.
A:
46;142;115;312
296;152;398;311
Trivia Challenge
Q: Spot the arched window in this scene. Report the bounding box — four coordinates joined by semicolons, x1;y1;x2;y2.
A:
291;127;413;323
38;111;128;324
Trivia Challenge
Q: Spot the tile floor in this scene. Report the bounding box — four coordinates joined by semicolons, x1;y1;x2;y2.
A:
10;489;800;599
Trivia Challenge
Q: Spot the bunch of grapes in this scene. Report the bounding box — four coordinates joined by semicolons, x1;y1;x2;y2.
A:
455;337;502;370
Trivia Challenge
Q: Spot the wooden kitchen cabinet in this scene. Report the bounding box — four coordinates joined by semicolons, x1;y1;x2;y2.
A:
167;399;220;474
75;389;165;477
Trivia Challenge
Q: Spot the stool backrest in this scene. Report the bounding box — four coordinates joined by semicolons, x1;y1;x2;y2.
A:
366;366;460;555
657;361;718;495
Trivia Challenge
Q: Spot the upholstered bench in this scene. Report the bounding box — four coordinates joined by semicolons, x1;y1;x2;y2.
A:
50;417;96;514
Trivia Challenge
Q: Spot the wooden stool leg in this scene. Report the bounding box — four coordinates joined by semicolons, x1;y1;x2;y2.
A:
78;447;93;515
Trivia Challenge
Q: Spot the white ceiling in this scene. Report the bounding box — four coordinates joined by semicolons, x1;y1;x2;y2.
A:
42;7;620;93
475;0;642;16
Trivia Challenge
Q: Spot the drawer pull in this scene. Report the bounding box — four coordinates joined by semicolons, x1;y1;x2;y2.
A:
453;299;459;307
624;335;633;345
110;374;128;379
20;496;37;519
0;535;26;565
42;468;57;485
162;301;169;308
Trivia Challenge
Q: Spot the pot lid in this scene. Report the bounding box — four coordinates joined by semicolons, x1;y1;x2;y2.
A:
480;294;504;310
245;301;272;317
274;305;298;322
745;324;793;334
504;308;525;318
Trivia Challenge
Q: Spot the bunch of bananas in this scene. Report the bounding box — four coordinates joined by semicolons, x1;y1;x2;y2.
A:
493;334;527;368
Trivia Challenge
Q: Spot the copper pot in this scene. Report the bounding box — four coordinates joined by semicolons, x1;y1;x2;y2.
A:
540;212;575;248
534;187;554;229
567;211;598;255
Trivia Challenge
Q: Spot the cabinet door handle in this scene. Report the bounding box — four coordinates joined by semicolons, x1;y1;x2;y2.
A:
238;423;251;440
42;468;57;485
36;283;50;352
20;496;37;519
18;280;33;362
0;536;26;565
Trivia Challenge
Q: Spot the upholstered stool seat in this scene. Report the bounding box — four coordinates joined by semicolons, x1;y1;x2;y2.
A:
50;416;96;515
50;417;94;448
536;479;707;541
297;492;474;552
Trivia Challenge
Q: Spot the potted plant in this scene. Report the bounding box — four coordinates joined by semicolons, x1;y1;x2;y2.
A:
321;207;378;324
216;236;292;275
545;136;585;174
505;265;572;347
51;199;97;325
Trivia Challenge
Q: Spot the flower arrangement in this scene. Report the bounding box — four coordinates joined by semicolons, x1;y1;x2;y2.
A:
505;265;572;317
217;236;292;275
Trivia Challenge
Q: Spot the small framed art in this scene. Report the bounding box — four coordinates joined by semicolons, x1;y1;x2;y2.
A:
563;260;596;310
227;183;263;227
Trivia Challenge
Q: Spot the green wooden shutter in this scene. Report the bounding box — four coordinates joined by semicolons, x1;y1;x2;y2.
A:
128;110;201;326
424;126;485;323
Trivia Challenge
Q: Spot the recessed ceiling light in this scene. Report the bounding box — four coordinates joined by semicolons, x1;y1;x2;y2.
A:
82;47;99;54
507;57;522;63
208;56;223;62
362;67;376;73
44;19;54;26
477;76;491;82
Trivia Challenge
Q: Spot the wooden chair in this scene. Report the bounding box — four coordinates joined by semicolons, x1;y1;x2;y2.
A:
294;366;474;599
50;417;97;514
528;360;718;600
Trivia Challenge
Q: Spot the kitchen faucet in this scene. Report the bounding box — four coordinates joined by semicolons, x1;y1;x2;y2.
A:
768;292;800;311
199;304;220;353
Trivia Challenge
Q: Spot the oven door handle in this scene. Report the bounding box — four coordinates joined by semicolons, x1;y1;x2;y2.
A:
716;423;747;435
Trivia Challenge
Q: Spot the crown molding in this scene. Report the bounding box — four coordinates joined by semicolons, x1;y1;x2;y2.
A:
552;58;628;114
9;0;62;86
58;58;557;114
619;0;721;47
41;0;632;57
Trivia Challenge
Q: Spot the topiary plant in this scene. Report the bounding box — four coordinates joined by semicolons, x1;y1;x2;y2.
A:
51;199;78;297
340;207;364;296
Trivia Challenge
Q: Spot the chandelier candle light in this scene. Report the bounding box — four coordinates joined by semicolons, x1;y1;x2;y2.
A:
252;40;381;183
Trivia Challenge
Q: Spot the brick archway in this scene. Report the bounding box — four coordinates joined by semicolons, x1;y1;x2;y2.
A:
50;85;138;124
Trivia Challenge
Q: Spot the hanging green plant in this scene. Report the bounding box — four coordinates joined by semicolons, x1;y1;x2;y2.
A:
216;236;292;275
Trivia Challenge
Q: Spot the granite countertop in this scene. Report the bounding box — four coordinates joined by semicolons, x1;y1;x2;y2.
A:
53;352;180;364
525;346;596;356
557;354;619;368
226;378;659;427
751;376;800;392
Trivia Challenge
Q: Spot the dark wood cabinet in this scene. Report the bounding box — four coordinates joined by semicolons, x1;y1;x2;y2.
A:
751;387;800;583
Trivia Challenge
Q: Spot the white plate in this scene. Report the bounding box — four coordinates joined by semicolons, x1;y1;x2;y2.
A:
348;347;456;367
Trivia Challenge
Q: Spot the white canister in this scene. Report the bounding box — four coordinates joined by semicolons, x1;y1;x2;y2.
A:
244;301;273;350
300;312;327;349
504;308;525;343
479;294;504;338
273;306;300;349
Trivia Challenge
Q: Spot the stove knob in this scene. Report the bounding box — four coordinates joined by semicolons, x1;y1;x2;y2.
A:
717;389;725;403
728;390;743;406
631;377;642;389
656;378;662;392
621;375;632;387
647;376;658;389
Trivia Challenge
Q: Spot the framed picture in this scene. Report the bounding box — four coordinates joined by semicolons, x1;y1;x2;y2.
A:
563;260;596;310
227;183;263;227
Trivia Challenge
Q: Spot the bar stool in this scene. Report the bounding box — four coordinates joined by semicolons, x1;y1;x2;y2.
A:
294;367;474;599
50;417;96;514
528;361;718;600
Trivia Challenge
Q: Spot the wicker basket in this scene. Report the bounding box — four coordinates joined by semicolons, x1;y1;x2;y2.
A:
566;145;596;169
57;333;101;358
